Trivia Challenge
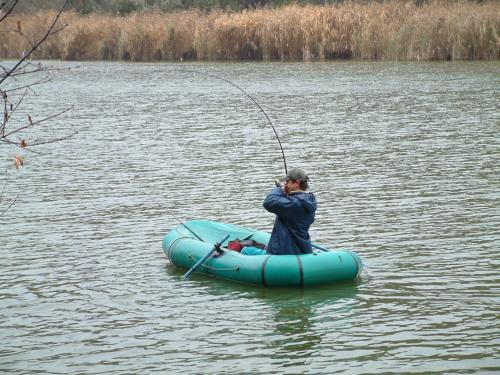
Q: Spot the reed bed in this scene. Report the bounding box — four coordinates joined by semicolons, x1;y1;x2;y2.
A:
1;1;498;61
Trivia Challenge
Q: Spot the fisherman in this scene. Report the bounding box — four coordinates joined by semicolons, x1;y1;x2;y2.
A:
241;168;317;255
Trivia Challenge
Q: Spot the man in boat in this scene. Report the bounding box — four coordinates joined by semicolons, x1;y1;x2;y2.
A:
239;167;316;256
261;168;317;255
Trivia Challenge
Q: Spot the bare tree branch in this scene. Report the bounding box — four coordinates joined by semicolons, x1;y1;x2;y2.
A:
0;0;69;86
0;89;28;139
0;137;43;155
1;176;7;196
47;22;69;37
31;129;81;146
3;105;74;139
3;75;52;93
7;88;27;116
5;64;73;79
1;88;27;135
0;0;19;24
0;177;18;217
0;192;17;216
1;0;76;217
1;27;36;49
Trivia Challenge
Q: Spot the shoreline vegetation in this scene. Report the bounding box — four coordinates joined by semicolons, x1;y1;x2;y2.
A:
1;1;498;62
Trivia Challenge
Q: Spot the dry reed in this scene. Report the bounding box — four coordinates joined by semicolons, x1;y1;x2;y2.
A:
1;1;498;61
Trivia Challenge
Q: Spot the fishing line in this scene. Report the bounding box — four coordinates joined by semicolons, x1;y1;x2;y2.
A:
180;70;288;176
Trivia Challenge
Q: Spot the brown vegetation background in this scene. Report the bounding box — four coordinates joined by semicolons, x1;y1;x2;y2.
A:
1;1;499;61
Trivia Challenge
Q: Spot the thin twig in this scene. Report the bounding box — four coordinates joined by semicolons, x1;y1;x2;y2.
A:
1;178;7;197
7;88;27;118
0;137;43;154
7;65;72;78
1;88;7;133
30;129;80;146
3;76;51;93
47;23;69;36
0;194;18;216
0;64;9;75
3;105;73;138
1;88;27;136
18;30;35;50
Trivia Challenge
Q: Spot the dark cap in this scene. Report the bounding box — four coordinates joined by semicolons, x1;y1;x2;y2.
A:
286;168;309;182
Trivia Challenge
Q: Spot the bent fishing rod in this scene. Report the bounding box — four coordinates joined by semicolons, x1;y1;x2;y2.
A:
181;70;288;176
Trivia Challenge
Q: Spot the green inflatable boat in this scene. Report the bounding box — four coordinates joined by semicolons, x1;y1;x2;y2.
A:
162;220;363;287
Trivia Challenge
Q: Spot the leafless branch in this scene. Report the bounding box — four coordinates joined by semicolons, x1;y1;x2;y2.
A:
3;105;74;139
31;129;80;146
6;65;73;79
7;27;36;49
0;137;42;155
7;88;27;115
47;22;69;37
0;192;17;216
1;0;76;216
0;0;19;24
3;75;52;93
1;177;7;196
1;21;70;51
0;0;69;86
0;178;18;217
1;89;27;135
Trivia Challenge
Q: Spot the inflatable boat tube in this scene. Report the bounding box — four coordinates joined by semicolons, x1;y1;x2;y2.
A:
162;220;363;287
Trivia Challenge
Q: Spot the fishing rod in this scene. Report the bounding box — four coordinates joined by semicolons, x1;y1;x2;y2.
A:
170;213;204;242
170;212;253;244
182;70;288;176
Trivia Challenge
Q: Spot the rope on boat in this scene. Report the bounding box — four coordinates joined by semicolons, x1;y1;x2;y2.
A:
188;254;240;272
167;236;191;259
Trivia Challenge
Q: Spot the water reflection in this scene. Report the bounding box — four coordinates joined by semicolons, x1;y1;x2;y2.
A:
167;263;359;362
257;284;359;359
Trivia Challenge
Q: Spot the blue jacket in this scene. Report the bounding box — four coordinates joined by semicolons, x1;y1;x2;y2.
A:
263;186;317;255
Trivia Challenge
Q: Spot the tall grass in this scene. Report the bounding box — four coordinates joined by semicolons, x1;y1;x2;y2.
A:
1;1;498;61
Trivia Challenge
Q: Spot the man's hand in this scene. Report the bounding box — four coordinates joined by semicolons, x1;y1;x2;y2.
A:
275;179;287;193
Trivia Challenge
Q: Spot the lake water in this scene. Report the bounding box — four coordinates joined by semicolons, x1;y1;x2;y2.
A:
1;61;499;374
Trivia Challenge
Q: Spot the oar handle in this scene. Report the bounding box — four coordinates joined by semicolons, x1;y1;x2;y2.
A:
216;234;230;247
182;234;230;280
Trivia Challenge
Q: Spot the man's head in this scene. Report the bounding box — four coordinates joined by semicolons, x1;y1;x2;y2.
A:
285;168;310;193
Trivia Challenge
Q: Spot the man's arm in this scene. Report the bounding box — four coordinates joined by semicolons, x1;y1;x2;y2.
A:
263;187;302;219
